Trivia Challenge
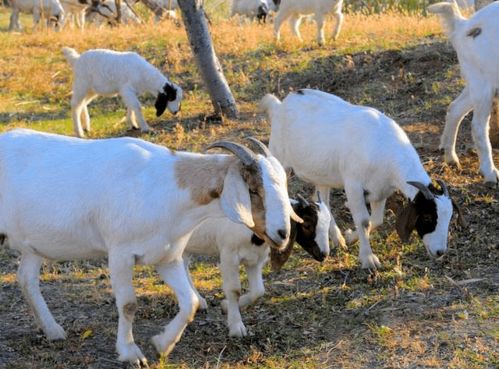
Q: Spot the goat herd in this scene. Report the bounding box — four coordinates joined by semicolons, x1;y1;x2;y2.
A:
1;0;498;366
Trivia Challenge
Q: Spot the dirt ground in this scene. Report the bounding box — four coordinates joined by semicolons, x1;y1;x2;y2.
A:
0;39;498;369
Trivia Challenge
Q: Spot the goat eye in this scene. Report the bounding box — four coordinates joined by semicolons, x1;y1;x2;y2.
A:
249;189;258;195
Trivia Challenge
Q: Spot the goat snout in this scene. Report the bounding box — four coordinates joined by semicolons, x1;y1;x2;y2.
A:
277;228;288;240
435;249;445;257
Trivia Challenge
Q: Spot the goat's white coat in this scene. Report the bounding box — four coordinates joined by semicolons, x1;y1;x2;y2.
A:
428;1;499;183
62;47;182;137
183;199;330;337
231;0;274;20
0;128;292;365
9;0;64;31
274;0;344;45
260;89;454;269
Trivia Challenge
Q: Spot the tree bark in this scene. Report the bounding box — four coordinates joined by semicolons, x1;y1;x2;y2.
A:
490;99;499;149
177;0;238;118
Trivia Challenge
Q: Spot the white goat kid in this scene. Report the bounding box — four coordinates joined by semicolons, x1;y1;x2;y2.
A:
9;0;64;31
62;47;181;138
0;130;298;365
274;0;344;45
185;191;330;337
428;1;499;184
260;89;465;269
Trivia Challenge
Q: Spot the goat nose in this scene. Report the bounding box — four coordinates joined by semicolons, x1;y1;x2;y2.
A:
277;229;288;240
436;250;445;257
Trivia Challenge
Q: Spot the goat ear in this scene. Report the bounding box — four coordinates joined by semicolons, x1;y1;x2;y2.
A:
270;240;294;272
154;93;168;117
395;201;418;243
452;199;468;228
220;165;255;229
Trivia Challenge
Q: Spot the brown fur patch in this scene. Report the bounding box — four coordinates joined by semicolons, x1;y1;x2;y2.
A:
175;156;232;205
123;302;137;320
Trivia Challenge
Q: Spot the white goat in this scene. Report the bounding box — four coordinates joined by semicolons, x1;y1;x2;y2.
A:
428;1;499;184
274;0;344;45
231;0;277;23
260;89;466;269
0;129;299;365
185;191;330;337
62;47;181;138
59;0;89;29
9;0;64;31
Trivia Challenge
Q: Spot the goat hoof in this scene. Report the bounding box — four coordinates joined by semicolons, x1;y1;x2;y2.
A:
117;343;147;366
360;254;381;270
228;322;248;337
45;324;66;341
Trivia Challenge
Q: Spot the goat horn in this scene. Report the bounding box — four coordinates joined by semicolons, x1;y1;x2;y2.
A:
296;193;310;207
407;181;434;201
316;191;322;203
205;141;257;167
436;179;449;197
245;137;272;157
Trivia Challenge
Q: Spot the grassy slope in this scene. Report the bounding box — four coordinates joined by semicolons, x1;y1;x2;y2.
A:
0;8;498;369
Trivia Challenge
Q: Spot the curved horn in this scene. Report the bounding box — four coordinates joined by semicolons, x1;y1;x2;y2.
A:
205;141;257;167
407;181;434;201
436;179;449;197
245;137;272;157
296;193;310;207
316;191;322;203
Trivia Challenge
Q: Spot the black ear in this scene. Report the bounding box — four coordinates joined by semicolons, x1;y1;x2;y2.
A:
163;83;177;102
155;93;168;117
395;201;418;243
270;240;294;272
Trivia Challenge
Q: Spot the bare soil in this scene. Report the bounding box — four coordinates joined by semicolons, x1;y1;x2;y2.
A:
0;39;498;369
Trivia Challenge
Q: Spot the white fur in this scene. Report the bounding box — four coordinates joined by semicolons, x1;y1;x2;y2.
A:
183;198;330;337
8;0;64;31
428;1;499;183
62;47;182;137
231;0;275;21
59;0;88;29
260;89;455;269
0;128;292;365
274;0;344;45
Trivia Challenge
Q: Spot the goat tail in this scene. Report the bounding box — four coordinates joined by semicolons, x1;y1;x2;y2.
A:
259;94;281;116
427;1;463;34
62;47;80;67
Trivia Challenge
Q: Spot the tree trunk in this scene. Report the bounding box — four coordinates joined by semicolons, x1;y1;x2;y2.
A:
490;99;499;149
177;0;238;118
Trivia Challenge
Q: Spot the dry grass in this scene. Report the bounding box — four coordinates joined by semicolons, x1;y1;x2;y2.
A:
0;7;498;369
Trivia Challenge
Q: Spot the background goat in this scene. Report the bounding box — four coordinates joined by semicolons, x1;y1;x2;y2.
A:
428;1;499;184
9;0;64;31
274;0;344;45
260;89;465;269
0;129;298;365
62;47;181;137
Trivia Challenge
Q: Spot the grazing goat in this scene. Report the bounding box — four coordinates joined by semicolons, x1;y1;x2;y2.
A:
274;0;343;45
0;129;299;365
9;0;64;31
185;191;330;337
260;89;466;269
62;47;181;138
231;0;277;23
428;1;499;184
